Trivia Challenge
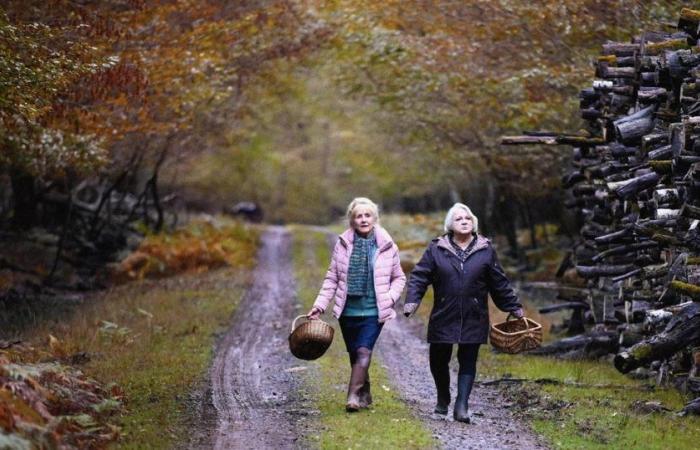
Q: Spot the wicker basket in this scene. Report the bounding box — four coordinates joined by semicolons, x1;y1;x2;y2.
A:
490;315;542;354
288;315;334;360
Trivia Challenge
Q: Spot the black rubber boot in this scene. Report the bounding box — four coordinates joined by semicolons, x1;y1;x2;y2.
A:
433;373;450;415
453;374;474;423
430;344;452;415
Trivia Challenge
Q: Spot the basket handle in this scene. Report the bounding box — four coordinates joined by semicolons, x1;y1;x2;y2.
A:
506;313;529;329
291;315;309;334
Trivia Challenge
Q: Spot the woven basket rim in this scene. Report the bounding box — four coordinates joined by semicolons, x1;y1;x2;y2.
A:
290;315;333;335
490;317;542;337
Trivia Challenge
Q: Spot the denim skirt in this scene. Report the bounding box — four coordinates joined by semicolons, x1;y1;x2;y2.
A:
338;315;384;353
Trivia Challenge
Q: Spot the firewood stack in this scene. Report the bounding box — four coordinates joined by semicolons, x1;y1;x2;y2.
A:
502;9;700;411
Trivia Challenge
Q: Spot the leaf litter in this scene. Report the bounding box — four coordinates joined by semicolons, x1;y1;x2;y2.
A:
0;338;122;449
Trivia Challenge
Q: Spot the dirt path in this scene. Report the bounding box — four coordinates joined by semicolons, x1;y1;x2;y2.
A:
207;226;310;449
376;314;548;450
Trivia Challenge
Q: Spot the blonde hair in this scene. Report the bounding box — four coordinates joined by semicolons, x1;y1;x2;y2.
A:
346;197;380;227
444;203;479;233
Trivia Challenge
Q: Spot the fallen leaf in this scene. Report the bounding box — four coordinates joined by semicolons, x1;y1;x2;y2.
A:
48;335;67;358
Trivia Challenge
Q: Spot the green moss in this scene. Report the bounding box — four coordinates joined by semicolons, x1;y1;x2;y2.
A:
670;280;700;300
681;8;700;22
650;160;672;173
645;39;690;55
630;343;653;361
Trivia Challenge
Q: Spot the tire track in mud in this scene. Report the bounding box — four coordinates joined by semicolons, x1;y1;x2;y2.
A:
209;226;309;449
376;315;549;450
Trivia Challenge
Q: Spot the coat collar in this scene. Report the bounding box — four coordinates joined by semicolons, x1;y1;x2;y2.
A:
435;234;490;259
339;225;394;251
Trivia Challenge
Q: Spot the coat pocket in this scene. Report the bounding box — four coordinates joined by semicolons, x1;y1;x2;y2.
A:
430;297;451;321
472;297;488;321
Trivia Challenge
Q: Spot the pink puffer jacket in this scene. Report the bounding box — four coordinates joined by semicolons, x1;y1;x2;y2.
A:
313;226;406;323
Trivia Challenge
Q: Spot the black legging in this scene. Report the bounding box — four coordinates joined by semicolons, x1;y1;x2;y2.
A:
429;343;480;378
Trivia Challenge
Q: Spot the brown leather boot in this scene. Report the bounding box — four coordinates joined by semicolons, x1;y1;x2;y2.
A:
358;374;372;408
346;348;371;412
346;363;365;412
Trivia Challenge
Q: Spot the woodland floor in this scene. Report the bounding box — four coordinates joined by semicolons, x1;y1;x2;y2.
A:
190;225;547;449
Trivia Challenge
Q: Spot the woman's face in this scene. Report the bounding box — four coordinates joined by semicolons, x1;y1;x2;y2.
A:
451;210;474;236
352;206;376;235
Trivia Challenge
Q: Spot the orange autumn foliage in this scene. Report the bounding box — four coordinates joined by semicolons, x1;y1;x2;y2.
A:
112;220;259;282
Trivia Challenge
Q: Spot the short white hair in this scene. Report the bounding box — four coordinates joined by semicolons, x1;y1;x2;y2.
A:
444;203;479;233
346;197;380;227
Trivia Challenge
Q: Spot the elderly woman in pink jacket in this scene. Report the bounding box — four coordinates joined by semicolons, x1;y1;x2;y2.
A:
307;197;406;412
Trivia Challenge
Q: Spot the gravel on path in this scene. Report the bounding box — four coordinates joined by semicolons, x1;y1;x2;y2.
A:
207;226;311;449
376;309;550;450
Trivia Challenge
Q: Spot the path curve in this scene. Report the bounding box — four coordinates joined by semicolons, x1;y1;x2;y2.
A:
210;226;307;449
377;314;549;450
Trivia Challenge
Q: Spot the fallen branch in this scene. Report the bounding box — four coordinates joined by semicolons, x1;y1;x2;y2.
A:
479;377;651;390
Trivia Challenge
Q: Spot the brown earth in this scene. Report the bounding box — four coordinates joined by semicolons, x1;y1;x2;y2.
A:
187;226;314;449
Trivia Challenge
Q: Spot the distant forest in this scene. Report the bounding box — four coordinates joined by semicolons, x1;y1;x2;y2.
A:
0;0;688;236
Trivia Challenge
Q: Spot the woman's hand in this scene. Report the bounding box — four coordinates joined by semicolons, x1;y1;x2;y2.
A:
511;308;524;319
403;302;418;317
306;306;322;320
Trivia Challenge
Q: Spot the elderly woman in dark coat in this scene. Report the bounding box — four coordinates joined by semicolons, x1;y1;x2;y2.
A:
403;203;523;423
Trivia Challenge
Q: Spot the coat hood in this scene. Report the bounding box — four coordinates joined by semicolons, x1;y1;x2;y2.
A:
435;234;490;259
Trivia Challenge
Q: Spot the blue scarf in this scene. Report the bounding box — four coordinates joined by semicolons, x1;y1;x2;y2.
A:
347;230;376;296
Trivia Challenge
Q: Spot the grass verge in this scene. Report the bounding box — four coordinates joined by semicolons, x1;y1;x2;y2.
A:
25;224;259;449
290;227;435;449
479;350;700;450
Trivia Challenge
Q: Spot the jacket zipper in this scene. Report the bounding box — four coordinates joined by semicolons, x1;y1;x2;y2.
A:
459;290;464;341
438;239;483;341
372;247;379;309
371;243;391;312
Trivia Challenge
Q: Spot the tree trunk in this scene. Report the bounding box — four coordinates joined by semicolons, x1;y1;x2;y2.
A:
603;66;637;79
615;116;655;144
648;145;672;160
538;302;589;314
670;280;700;301
524;201;538;249
602;42;639;56
10;170;37;229
612;172;660;199
576;264;636;278
679;8;700;38
680;397;700;416
529;330;619;358
614;303;700;373
495;188;519;258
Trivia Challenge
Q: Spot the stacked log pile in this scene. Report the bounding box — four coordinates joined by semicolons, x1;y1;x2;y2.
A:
502;9;700;413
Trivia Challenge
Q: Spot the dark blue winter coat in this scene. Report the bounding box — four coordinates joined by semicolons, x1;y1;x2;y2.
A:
405;234;522;344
